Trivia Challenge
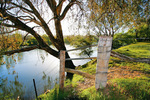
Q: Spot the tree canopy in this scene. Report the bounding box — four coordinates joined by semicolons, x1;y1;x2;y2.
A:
85;0;149;36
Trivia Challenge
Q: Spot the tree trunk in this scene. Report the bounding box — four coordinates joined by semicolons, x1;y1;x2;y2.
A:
0;0;79;80
65;52;76;80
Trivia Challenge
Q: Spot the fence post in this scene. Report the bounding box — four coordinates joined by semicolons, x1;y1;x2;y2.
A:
33;79;38;99
59;50;66;90
95;36;113;89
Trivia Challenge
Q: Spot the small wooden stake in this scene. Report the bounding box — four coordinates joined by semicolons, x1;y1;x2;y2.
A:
95;36;113;89
33;79;38;99
59;50;65;90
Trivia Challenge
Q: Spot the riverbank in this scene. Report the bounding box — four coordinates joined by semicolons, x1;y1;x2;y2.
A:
39;42;150;100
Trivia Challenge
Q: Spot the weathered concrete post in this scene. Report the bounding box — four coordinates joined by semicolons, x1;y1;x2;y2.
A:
95;36;113;89
59;50;66;90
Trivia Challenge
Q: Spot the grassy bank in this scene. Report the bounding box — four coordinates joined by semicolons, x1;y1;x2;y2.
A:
113;42;150;58
39;42;150;100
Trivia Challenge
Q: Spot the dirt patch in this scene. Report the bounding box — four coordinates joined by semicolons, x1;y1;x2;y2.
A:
108;66;143;79
76;78;95;90
76;66;144;90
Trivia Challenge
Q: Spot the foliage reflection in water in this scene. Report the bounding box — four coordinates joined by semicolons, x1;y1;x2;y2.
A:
0;45;97;99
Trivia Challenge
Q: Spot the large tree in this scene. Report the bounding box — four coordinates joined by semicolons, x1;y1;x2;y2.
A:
0;0;149;79
85;0;149;37
0;0;82;79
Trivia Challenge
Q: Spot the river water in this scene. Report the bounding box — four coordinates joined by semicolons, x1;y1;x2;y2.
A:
0;45;97;99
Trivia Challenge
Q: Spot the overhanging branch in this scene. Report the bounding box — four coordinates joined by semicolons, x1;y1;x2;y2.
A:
1;45;38;56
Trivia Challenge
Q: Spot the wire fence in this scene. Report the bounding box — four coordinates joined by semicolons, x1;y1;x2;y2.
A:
0;38;149;99
59;37;150;89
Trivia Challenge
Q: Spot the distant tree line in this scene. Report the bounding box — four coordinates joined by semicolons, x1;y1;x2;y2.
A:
112;23;150;49
0;23;149;58
0;33;52;53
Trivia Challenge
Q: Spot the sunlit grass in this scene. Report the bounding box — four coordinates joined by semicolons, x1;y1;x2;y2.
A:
79;77;150;100
75;42;150;100
109;58;150;74
38;42;150;100
109;78;150;100
114;42;150;58
76;59;97;74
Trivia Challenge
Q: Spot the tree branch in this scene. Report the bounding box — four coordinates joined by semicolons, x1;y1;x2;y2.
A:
11;2;33;13
20;33;29;46
46;0;56;14
24;0;58;48
1;8;58;50
59;1;76;20
1;23;15;27
18;16;42;26
1;45;38;56
0;29;18;34
56;0;65;15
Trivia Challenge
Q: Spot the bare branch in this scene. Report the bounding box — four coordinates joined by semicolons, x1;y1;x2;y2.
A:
1;23;15;27
24;0;57;46
17;15;33;19
46;0;56;13
59;1;76;20
56;0;65;15
18;16;42;26
47;17;55;24
0;29;18;34
11;2;33;13
20;33;29;46
5;6;17;11
95;11;107;22
15;10;42;26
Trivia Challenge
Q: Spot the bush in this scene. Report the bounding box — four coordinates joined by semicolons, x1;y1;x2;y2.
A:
112;32;137;49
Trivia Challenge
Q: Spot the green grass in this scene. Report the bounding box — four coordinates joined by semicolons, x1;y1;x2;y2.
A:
109;57;150;74
75;42;150;100
76;59;97;74
79;86;107;100
39;42;150;100
109;78;150;100
41;61;150;100
78;77;150;100
113;42;150;58
77;61;150;100
38;84;78;100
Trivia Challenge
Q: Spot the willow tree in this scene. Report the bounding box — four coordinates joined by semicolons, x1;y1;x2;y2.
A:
86;0;149;37
0;0;83;79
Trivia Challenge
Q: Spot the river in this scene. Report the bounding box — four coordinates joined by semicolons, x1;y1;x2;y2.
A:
0;45;97;99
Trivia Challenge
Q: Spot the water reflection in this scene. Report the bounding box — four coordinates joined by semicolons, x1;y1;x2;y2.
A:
0;49;60;99
0;45;97;99
0;53;25;99
0;71;25;99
